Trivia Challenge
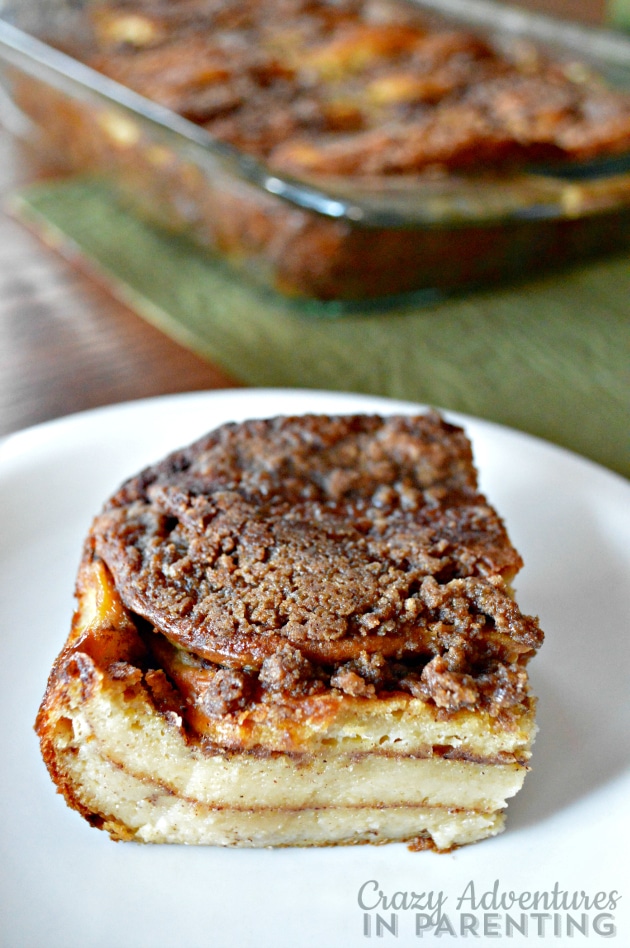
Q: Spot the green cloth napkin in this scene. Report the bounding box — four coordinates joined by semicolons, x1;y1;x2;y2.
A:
609;0;630;30
11;177;630;479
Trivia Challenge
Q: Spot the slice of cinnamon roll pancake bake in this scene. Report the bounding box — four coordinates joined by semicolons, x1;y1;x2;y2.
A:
36;411;543;850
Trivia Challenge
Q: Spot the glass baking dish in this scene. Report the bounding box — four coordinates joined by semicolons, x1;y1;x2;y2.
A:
0;0;629;306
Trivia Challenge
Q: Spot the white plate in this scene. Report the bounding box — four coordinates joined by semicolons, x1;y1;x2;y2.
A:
1;389;628;948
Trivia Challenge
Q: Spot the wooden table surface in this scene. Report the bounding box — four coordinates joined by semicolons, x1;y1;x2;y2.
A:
0;136;239;439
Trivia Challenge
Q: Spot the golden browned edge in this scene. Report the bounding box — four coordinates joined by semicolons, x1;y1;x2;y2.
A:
35;555;137;832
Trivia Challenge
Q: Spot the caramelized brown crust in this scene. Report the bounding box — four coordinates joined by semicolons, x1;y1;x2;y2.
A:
85;413;542;732
84;0;630;173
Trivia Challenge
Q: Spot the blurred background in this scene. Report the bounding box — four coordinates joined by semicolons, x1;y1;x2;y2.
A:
0;0;628;478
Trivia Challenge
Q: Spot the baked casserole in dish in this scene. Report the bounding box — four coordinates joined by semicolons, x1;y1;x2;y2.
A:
1;0;629;303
